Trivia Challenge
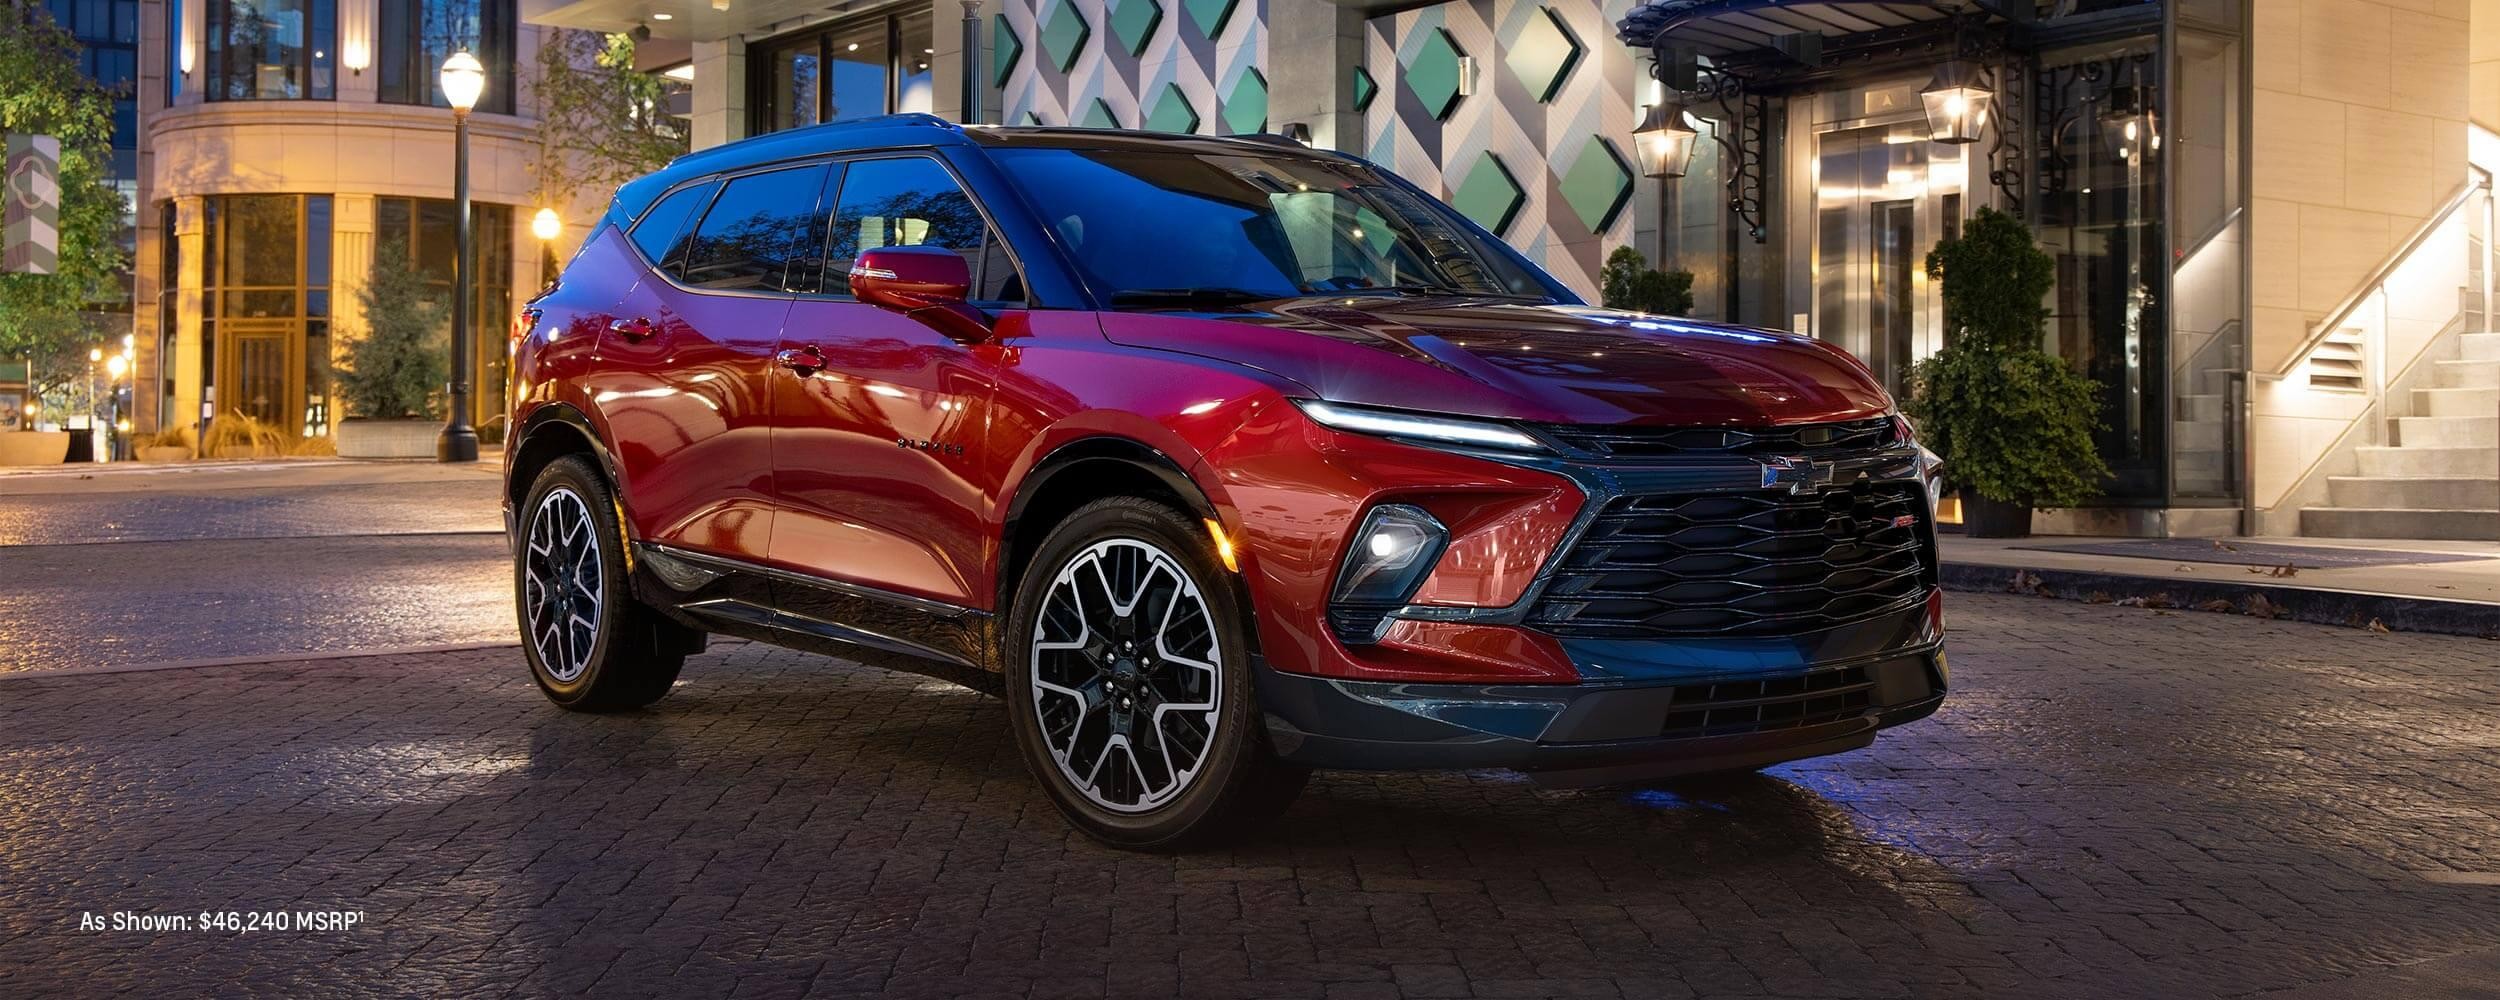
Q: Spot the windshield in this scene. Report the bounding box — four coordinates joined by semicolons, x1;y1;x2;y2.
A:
987;147;1562;306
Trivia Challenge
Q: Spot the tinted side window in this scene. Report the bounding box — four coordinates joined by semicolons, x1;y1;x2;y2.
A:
824;157;1020;303
628;180;715;267
678;165;829;291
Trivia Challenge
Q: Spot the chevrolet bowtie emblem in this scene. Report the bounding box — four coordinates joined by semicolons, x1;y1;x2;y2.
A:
1760;456;1836;495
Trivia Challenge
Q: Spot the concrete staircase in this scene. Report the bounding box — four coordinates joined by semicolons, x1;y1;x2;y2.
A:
2302;331;2500;539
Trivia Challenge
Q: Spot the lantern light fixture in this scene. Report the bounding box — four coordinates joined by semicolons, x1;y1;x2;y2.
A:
439;50;486;114
1919;60;1992;145
1632;99;1702;179
531;207;563;242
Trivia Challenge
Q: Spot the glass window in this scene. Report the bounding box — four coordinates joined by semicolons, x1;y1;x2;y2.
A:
678;166;830;291
823;17;890;123
748;11;934;135
897;8;933;115
630;181;717;266
377;0;516;115
204;0;335;100
202;194;331;433
823;157;989;292
374;197;514;429
761;39;823;132
165;0;184;102
989;148;1554;304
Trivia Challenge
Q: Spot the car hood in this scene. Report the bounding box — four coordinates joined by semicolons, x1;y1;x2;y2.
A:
1096;297;1893;427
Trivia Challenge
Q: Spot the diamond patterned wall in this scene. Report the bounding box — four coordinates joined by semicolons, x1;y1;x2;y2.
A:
1001;0;1267;137
1363;0;1644;297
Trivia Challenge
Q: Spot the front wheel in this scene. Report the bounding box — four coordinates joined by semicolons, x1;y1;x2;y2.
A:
1004;497;1307;849
516;455;697;711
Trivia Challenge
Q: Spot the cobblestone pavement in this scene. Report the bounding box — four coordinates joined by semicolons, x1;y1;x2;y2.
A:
0;469;512;672
2;596;2498;998
0;479;499;545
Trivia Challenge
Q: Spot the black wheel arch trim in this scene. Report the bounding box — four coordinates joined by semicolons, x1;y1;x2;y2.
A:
508;403;629;526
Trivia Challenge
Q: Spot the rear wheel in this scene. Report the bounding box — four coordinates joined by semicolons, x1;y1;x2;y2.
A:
516;455;697;711
1004;497;1307;849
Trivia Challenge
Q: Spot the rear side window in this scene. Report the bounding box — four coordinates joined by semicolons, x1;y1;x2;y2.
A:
628;180;715;267
677;164;830;291
823;156;1022;304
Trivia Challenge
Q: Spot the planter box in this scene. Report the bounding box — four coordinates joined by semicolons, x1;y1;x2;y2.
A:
0;431;71;467
336;419;440;459
211;445;262;459
137;446;192;464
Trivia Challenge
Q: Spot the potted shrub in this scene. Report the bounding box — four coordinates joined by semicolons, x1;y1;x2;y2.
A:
201;412;284;459
134;425;194;463
1599;246;1696;316
1905;208;2108;538
332;244;448;459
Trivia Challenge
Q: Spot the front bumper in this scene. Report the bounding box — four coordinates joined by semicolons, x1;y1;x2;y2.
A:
1258;640;1946;787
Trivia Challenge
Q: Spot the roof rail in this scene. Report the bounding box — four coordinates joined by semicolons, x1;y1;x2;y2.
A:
664;113;965;171
1223;133;1309;149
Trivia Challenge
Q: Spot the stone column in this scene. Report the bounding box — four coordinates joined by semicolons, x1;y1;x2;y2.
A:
331;194;376;379
691;38;749;150
171;197;206;434
1265;0;1365;151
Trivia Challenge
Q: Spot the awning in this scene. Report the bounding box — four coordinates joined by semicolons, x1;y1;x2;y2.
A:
1615;1;1970;58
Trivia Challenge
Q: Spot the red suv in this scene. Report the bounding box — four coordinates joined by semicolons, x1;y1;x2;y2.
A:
505;115;1947;847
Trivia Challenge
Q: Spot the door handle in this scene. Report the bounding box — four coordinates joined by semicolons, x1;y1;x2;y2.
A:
608;317;654;341
775;345;824;377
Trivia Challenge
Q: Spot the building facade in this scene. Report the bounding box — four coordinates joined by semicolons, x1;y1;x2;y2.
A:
174;0;2459;539
135;0;551;441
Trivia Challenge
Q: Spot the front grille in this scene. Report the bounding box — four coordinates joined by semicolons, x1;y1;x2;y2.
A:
1526;482;1932;638
1660;666;1875;738
1534;416;1900;461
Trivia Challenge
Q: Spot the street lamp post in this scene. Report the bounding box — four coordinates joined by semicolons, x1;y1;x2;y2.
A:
436;50;486;463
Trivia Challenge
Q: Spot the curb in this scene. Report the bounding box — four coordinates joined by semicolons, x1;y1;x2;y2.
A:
1940;562;2500;638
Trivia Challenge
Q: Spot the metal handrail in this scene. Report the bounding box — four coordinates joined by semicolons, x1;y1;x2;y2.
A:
2265;173;2491;378
2177;206;2244;267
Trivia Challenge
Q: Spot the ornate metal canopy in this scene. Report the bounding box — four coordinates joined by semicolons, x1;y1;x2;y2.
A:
1617;1;2037;242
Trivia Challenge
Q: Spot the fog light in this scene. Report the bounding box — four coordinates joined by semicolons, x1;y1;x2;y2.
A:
1333;504;1448;606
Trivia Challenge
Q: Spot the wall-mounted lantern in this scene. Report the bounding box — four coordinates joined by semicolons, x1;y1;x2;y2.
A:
2100;84;2156;159
1919;60;1992;144
1632;99;1700;178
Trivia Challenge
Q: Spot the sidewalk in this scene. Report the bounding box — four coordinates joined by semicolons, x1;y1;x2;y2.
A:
1942;534;2500;636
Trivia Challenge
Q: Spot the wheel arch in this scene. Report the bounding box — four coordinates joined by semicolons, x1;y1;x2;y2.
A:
506;404;623;525
997;436;1254;649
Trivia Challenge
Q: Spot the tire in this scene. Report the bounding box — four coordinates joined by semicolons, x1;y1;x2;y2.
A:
515;455;697;711
1004;497;1309;849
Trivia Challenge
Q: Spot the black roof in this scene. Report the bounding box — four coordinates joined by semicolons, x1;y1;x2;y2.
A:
609;114;1338;226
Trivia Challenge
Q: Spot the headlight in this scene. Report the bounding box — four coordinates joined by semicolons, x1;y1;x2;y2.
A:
1332;504;1449;607
1295;399;1549;452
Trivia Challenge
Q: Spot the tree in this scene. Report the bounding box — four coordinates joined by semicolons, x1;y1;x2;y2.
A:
0;2;132;404
1905;208;2109;515
529;30;689;209
333;243;447;420
1598;246;1695;317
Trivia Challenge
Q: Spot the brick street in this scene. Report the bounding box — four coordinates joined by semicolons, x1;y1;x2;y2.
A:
3;594;2497;998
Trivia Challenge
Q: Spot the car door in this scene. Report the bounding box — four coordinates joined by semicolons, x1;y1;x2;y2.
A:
595;163;828;563
768;153;1029;623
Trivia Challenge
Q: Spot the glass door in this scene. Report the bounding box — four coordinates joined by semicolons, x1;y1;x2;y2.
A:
1811;121;1960;400
216;321;300;429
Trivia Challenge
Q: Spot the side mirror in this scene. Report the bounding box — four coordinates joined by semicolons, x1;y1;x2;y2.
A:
850;246;992;342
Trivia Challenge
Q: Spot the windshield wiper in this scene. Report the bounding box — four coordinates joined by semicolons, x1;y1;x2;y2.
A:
1108;287;1297;309
1352;285;1549;302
